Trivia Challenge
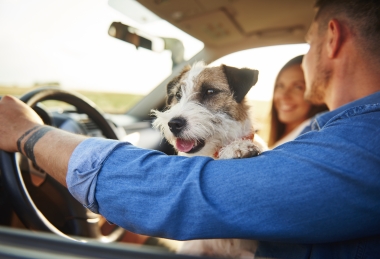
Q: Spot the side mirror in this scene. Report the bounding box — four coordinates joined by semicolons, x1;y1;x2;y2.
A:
108;22;184;68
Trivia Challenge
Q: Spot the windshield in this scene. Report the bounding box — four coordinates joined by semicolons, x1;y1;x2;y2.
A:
0;0;203;113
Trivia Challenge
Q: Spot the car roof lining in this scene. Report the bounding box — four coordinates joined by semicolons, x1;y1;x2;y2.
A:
137;0;315;49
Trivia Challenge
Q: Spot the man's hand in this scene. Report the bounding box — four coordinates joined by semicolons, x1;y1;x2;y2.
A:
0;94;87;186
0;95;43;152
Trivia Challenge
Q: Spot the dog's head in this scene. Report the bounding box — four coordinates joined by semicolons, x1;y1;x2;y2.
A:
152;62;259;157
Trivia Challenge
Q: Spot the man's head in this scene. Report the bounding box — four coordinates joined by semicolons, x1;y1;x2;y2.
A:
302;0;380;105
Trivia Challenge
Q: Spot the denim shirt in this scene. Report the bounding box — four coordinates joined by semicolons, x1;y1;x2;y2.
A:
67;91;380;259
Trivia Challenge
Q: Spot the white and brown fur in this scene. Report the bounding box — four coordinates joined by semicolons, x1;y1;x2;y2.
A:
151;62;267;258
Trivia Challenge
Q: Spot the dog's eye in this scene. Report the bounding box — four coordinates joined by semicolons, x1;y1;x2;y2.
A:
205;89;219;96
175;91;182;100
200;83;219;99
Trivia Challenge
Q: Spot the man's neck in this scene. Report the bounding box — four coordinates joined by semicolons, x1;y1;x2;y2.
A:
325;58;380;110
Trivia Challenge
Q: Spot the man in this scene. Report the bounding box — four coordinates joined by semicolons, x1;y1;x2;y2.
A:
0;0;380;258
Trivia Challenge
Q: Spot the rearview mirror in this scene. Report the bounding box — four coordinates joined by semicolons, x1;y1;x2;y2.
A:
108;22;156;51
108;22;184;68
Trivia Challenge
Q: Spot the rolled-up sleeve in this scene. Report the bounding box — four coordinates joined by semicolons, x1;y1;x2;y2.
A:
66;138;128;213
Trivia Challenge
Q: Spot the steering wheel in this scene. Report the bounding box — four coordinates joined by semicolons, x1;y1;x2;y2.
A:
0;87;125;242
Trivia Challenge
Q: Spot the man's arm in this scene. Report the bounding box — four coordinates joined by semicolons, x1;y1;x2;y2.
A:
67;105;380;243
0;95;86;186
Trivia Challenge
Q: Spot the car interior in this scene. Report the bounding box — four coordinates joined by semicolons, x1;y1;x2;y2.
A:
0;0;315;258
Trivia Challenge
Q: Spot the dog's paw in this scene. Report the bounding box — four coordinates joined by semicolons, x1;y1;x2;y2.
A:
219;139;261;159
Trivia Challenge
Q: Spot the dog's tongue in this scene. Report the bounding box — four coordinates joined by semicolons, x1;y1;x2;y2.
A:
176;139;194;153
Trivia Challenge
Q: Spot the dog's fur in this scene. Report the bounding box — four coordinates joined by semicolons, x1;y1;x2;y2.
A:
151;62;267;258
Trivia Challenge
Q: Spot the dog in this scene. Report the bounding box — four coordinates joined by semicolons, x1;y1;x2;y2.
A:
151;61;267;258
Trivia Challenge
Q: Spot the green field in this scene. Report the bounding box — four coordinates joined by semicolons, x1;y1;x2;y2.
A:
0;86;144;114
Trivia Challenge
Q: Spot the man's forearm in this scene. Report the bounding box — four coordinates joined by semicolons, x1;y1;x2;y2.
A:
18;125;87;187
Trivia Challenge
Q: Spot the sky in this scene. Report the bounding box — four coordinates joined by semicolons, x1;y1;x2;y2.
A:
0;0;309;101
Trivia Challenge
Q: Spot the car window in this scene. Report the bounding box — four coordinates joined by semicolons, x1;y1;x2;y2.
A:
0;0;203;113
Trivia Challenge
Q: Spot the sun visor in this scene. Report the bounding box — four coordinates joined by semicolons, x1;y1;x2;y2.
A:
178;10;244;47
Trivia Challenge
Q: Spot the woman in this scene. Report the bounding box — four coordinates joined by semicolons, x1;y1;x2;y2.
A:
268;55;328;148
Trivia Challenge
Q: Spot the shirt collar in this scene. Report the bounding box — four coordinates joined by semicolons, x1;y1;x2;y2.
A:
312;90;380;130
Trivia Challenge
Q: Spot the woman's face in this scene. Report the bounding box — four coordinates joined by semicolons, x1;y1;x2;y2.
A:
274;64;311;126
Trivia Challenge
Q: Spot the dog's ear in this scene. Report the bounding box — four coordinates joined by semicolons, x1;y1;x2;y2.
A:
222;65;259;103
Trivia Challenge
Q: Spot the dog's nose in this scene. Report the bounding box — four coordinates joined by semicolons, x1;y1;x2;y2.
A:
168;117;187;135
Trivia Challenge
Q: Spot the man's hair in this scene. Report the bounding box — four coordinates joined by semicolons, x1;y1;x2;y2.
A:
314;0;380;65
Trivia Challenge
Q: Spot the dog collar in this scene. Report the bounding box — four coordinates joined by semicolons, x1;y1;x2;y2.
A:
213;132;255;159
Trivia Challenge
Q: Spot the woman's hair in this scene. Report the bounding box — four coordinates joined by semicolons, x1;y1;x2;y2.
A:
267;55;328;147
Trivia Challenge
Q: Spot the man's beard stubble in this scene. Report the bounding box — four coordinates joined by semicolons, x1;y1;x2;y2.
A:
305;42;331;105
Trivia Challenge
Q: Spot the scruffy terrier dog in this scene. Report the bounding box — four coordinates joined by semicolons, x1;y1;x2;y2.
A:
151;62;266;258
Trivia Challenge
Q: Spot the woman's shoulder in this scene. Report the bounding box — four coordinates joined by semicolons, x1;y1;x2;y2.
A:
271;119;311;148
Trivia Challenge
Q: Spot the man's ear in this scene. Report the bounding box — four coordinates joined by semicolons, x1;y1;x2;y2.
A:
326;19;344;59
222;65;259;103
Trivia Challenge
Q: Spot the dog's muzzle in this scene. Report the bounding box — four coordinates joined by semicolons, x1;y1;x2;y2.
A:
168;117;206;153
